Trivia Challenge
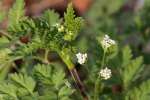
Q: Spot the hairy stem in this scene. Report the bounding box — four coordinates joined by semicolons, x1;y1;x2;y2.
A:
58;51;88;99
70;68;88;100
101;50;106;68
94;50;106;100
94;77;100;100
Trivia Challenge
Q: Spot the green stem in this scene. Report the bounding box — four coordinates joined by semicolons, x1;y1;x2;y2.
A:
44;49;49;64
94;50;106;100
33;49;49;64
32;56;49;64
70;68;89;100
101;50;106;68
94;76;101;100
0;56;23;80
58;51;88;100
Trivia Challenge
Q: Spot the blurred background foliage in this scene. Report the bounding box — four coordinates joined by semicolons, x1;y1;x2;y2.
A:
0;0;150;99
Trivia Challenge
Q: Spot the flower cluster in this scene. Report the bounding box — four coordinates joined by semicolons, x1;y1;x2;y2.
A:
76;52;87;64
99;67;112;80
101;35;116;50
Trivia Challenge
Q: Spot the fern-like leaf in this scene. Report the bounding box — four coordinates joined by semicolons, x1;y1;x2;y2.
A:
16;36;42;56
126;80;150;100
42;10;60;26
34;64;53;85
0;82;17;98
8;0;25;30
52;69;65;89
10;73;36;95
64;3;84;41
34;64;52;78
58;86;73;98
122;46;132;67
122;56;143;88
34;64;65;88
33;64;73;99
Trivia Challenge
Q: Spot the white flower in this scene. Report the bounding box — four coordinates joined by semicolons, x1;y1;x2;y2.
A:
58;25;64;32
76;52;87;64
99;67;112;80
101;35;116;49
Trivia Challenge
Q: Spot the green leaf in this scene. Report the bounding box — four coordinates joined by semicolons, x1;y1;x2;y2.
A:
52;69;65;89
10;73;36;95
0;48;12;80
123;56;143;88
17;36;42;56
42;10;60;26
34;64;52;78
58;86;73;97
0;82;17;98
33;64;73;99
38;93;57;100
0;36;10;48
126;80;150;100
34;64;65;88
34;64;53;84
60;96;71;100
34;64;67;92
122;46;132;67
17;87;30;97
0;48;11;64
64;3;84;41
8;0;25;30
